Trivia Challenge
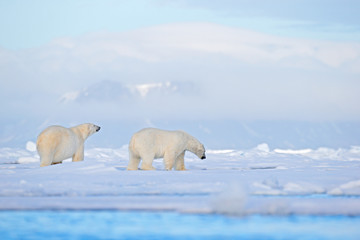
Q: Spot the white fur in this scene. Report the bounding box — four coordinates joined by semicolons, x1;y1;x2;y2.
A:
36;123;100;167
127;128;206;171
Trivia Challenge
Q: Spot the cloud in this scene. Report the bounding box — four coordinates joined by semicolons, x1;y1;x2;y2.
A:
42;23;360;71
0;22;359;122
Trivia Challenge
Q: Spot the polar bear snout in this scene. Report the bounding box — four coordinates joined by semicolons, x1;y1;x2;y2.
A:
95;126;101;132
201;154;206;160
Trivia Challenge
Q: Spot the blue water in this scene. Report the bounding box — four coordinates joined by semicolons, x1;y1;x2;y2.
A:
1;211;360;240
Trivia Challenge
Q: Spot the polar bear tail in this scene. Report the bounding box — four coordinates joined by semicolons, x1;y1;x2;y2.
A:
37;143;54;167
128;135;136;153
127;136;140;170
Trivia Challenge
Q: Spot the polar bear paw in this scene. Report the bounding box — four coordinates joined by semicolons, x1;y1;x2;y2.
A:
141;164;156;171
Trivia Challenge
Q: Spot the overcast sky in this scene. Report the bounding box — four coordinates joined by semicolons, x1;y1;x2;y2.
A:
0;0;359;124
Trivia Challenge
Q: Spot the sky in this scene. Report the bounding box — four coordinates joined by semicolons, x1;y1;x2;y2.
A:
0;0;360;49
1;0;360;49
0;0;360;147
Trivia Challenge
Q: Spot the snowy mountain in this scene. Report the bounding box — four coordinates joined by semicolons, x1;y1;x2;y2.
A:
59;80;196;103
1;80;359;149
59;80;129;103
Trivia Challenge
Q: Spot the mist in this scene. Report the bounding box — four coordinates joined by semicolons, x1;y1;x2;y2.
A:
1;23;359;148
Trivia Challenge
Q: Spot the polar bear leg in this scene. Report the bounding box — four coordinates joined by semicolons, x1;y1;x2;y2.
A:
40;155;53;167
175;152;186;171
164;152;176;171
72;145;84;162
39;148;54;167
140;156;156;170
127;153;141;170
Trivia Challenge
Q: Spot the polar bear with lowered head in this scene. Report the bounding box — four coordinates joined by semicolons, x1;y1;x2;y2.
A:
36;123;100;167
127;128;206;171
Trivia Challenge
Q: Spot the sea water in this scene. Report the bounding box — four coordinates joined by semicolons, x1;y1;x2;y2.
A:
1;211;360;240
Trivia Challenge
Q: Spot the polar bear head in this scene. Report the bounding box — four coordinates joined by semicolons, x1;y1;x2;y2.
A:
185;133;206;160
74;123;101;140
88;123;101;136
195;143;206;160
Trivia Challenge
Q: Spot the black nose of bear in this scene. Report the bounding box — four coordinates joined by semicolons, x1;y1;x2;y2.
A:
201;155;206;160
96;126;101;132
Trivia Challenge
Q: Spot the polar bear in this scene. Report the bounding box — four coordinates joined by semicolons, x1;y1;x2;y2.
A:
36;123;100;167
127;128;206;171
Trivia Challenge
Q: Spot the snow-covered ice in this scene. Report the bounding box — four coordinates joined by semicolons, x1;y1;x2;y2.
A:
1;142;360;216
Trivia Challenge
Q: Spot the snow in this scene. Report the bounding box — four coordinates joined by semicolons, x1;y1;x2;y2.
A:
274;148;312;154
328;180;360;196
25;141;36;152
58;91;80;103
1;142;360;216
134;82;171;98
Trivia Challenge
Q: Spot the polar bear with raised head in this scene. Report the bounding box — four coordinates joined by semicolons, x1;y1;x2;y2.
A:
36;123;100;167
127;128;206;171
